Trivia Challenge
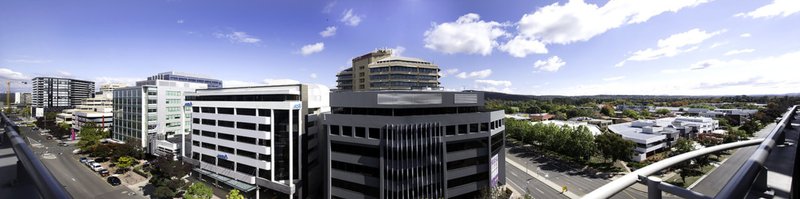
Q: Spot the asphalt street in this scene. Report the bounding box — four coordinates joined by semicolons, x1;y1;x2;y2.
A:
506;162;568;199
691;123;777;196
19;125;143;199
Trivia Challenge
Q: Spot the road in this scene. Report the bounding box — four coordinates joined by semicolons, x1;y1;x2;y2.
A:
691;123;777;196
506;162;568;199
19;125;144;199
505;144;679;199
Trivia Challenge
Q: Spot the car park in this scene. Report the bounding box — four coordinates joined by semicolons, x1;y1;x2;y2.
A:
106;176;121;186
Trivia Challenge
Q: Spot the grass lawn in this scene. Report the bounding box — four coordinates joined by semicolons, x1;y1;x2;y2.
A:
666;164;716;188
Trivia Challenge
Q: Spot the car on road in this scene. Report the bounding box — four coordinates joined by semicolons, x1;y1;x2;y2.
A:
106;176;121;186
90;162;103;172
79;157;88;164
58;142;69;147
98;169;110;177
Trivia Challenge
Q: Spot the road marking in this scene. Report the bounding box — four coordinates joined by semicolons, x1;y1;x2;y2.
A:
535;187;545;194
510;172;519;177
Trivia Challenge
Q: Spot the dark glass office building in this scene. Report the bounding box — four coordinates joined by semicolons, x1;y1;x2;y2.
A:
316;91;505;199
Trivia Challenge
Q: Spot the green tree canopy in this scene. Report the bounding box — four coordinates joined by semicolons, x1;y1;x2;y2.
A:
656;108;671;115
184;182;213;199
226;189;244;199
154;186;175;199
601;105;616;117
622;110;639;119
116;156;136;170
595;132;635;162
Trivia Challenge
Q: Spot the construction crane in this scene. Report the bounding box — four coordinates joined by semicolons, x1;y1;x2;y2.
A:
6;80;28;113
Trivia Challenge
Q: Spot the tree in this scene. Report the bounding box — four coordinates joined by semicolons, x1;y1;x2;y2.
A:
672;138;700;183
184;182;213;199
656;108;671;116
77;122;108;151
622;110;639;119
116;156;136;171
595;132;636;162
601;105;616;117
226;189;245;199
740;120;763;136
639;109;651;118
152;156;191;179
153;186;175;199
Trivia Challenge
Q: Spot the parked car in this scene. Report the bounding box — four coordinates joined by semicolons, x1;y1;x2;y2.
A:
79;157;88;164
32;127;38;131
90;162;103;172
106;176;121;186
84;160;95;167
98;169;110;177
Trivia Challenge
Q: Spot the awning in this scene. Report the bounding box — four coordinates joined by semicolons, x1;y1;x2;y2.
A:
194;168;257;192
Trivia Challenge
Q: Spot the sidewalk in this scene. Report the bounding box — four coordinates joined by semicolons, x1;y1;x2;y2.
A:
506;158;580;199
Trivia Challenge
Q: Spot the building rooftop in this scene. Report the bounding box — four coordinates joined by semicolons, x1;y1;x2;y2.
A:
534;120;603;136
376;56;430;64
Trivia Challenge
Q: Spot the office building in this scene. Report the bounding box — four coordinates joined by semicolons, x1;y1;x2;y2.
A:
335;49;440;91
608;116;718;162
71;83;120;133
98;83;127;97
186;84;330;199
112;80;207;157
148;71;223;89
317;91;505;199
31;77;95;116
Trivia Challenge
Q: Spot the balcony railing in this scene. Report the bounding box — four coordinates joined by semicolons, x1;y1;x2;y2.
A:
1;113;72;199
583;105;798;199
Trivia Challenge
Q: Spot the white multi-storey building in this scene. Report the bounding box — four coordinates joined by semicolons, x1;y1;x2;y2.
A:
112;80;207;157
31;77;95;116
186;84;329;199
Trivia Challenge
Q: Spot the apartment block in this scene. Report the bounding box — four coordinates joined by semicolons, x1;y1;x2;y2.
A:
31;77;95;115
186;84;330;199
336;49;440;91
317;91;505;199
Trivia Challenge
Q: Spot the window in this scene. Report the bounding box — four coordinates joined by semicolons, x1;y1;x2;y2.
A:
237;122;256;130
218;146;235;154
201;107;215;113
236;108;256;116
201;154;215;164
447;172;489;188
258;154;270;161
331;142;379;157
201;119;215;126
237;149;257;159
218;120;234;128
258;139;270;146
446;125;456;136
217;107;234;114
201;131;216;138
258;124;271;132
236;163;256;175
258;109;270;117
330;125;340;135
193;118;200;124
192;129;200;135
192;141;199;146
201;143;216;150
469;123;479;133
259;169;271;180
218;133;234;141
192;107;199;112
458;124;467;134
368;128;380;139
217;159;234;170
481;123;489;131
237;136;257;145
342;126;353;136
355;127;365;138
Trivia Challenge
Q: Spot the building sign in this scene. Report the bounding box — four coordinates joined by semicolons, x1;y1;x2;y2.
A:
490;154;499;187
217;154;228;160
35;108;44;118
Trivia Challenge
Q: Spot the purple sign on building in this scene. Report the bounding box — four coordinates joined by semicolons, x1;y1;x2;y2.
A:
490;154;499;187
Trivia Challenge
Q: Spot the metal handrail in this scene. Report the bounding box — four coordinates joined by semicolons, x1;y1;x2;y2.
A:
716;105;797;198
582;139;764;199
583;105;798;199
1;113;72;199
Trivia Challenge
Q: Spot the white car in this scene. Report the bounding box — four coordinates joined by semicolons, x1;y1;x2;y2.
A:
90;162;103;172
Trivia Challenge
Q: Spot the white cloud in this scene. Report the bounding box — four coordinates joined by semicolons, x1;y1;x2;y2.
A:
423;13;508;56
58;71;72;77
322;1;336;13
214;31;261;44
439;68;460;78
177;20;184;24
709;41;728;49
341;9;363;26
310;73;318;79
0;68;29;80
500;0;708;58
688;59;724;70
455;69;492;79
617;28;724;66
389;46;406;56
300;42;325;56
475;79;514;93
498;35;548;58
603;76;625;81
263;78;300;85
94;77;140;87
533;56;566;72
735;0;800;18
5;59;52;64
740;33;752;38
724;48;755;56
320;26;337;37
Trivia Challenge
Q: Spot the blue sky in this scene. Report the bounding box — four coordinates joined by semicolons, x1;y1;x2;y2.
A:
1;0;799;95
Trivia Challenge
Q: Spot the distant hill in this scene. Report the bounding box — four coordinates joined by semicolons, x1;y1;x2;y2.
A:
467;90;800;101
